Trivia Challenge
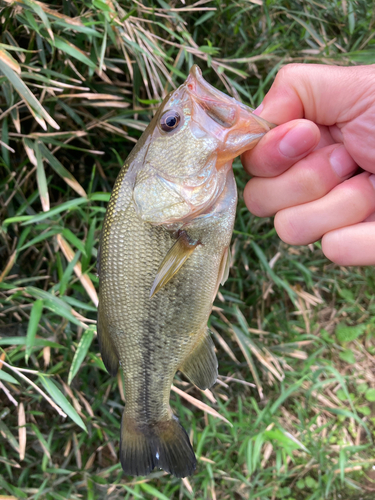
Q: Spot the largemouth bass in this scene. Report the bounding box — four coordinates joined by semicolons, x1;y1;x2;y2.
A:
98;65;272;478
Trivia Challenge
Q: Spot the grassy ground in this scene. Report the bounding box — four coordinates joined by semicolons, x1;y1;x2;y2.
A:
1;0;375;499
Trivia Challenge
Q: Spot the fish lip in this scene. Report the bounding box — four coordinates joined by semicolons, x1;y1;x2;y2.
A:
185;64;276;138
186;65;240;128
186;65;234;107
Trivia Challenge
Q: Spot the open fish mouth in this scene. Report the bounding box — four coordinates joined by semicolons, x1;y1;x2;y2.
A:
186;64;274;134
186;65;239;128
182;64;274;165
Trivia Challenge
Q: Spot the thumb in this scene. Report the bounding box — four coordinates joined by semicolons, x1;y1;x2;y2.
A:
257;63;375;126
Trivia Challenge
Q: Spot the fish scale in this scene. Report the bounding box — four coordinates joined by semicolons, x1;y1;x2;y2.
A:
97;65;273;477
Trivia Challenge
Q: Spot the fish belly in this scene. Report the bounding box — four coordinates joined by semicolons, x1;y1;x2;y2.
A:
100;201;223;419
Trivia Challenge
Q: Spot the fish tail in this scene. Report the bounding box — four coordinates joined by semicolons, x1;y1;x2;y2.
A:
120;413;196;478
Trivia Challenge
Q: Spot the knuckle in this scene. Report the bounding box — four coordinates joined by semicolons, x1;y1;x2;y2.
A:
274;209;302;244
277;64;302;83
299;163;326;200
244;182;270;217
321;233;344;265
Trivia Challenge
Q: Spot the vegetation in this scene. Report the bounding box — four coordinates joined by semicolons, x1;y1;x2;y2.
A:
1;0;375;499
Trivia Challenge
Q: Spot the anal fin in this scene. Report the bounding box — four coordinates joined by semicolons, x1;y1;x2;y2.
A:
179;330;218;390
150;231;199;298
97;303;119;377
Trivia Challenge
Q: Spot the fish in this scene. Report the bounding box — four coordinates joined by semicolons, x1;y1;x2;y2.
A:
97;65;273;478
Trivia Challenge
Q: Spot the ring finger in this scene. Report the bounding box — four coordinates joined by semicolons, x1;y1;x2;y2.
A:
274;172;375;245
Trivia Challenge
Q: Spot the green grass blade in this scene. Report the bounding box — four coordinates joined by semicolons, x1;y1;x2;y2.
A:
24;0;54;41
38;142;87;198
38;375;87;432
139;483;170;500
25;298;43;363
25;286;86;327
20;197;88;225
53;36;97;70
68;325;96;385
0;336;62;348
35;141;50;211
250;241;296;302
0;370;20;385
0;58;59;130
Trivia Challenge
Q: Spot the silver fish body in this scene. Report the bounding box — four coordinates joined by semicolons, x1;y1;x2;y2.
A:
97;65;272;477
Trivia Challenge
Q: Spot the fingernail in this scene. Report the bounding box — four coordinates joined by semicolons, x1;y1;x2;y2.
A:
279;123;317;158
369;174;375;190
254;103;263;115
330;145;357;178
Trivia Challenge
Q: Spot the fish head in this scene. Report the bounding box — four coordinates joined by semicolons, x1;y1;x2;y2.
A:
133;65;273;225
144;64;273;169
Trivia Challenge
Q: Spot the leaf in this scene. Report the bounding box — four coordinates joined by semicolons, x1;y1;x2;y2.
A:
336;323;366;343
20;197;88;225
56;235;98;306
0;421;19;452
305;476;318;489
24;0;54;41
231;324;263;398
264;428;300;450
0;370;20;385
365;388;375;402
68;325;96;385
89;192;110;202
357;382;368;394
324;407;370;437
53;36;97;69
270;377;307;415
194;11;215;27
25;286;86;327
0;48;21;74
251;241;296;302
0;57;59;130
337;389;349;401
296;479;305;489
38;142;87;198
18;402;26;461
38;375;87;431
52;19;101;37
61;228;87;256
0;336;62;348
356;405;371;416
139;483;171;500
26;299;43;362
348;1;355;34
171;385;232;426
339;349;355;364
35;141;50;211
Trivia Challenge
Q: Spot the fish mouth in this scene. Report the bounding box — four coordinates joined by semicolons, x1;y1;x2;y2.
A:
186;65;239;128
185;65;274;158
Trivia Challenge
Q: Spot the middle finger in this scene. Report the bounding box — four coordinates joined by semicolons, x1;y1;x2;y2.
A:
244;144;358;217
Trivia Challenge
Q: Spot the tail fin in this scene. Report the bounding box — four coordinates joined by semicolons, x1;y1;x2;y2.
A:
120;414;196;478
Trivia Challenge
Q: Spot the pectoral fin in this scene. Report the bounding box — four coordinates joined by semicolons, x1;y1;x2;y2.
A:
179;330;218;390
220;246;231;286
150;231;199;298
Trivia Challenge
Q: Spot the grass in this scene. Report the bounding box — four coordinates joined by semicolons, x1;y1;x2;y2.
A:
1;0;375;499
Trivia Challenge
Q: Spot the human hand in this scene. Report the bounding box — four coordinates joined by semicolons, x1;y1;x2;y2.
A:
241;64;375;266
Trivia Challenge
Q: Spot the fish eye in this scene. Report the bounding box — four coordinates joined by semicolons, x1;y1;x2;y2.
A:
160;110;181;132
